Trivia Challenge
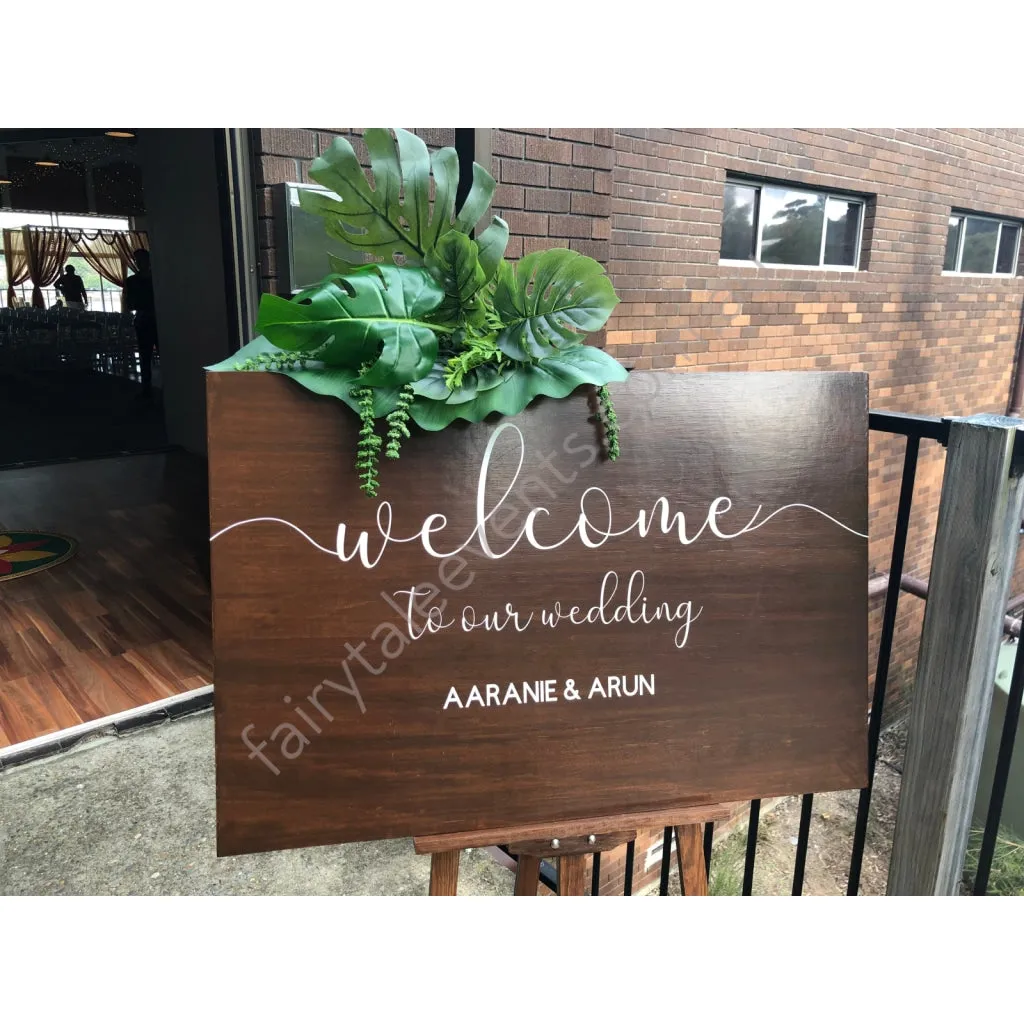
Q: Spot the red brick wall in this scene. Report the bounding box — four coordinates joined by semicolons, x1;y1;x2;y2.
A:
604;128;1024;707
489;128;612;264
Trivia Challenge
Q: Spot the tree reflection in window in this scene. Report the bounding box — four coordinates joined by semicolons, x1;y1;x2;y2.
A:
759;188;825;266
719;178;863;269
944;212;1020;276
960;218;999;274
721;183;758;261
824;199;860;266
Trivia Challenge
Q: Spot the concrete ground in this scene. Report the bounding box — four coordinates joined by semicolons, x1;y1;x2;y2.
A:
1;707;905;897
0;710;514;896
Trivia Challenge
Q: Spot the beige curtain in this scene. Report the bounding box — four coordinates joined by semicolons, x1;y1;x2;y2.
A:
70;231;129;287
2;228;31;307
60;228;150;311
23;227;72;308
4;228;149;310
115;232;150;310
113;230;150;273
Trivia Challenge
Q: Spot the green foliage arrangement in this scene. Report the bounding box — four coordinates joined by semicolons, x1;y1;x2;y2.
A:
209;128;627;496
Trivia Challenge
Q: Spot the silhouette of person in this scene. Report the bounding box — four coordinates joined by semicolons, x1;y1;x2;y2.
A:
55;265;87;309
124;249;158;399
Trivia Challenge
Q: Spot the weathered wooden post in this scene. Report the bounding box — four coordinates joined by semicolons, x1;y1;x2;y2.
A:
888;414;1024;895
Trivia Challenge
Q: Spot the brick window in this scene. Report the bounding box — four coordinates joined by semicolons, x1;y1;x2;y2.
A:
943;212;1021;276
720;177;865;270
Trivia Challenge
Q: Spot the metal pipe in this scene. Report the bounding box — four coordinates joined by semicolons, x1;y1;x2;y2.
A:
870;572;1022;636
703;820;714;881
658;826;673;895
849;435;921;895
742;799;761;895
791;793;814;895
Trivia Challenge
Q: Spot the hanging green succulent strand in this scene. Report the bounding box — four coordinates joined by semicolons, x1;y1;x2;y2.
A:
353;367;382;497
235;351;308;373
385;384;415;459
597;385;620;461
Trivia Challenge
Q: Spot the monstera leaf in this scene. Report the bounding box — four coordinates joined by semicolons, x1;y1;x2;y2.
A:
492;249;620;360
281;365;403;416
409;344;628;430
425;231;487;328
475;218;510;283
253;264;445;387
299;128;507;269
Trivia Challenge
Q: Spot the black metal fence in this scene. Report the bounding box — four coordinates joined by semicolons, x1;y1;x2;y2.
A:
702;411;1019;896
515;410;1023;895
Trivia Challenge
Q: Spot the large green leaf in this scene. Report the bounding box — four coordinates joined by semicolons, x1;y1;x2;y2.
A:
409;344;628;430
253;264;444;387
205;338;400;417
280;366;401;417
425;231;486;328
300;128;500;266
492;249;620;360
206;335;285;371
476;217;510;282
454;162;495;235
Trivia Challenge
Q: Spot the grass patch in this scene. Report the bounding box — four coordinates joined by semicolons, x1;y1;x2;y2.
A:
964;826;1024;896
707;828;746;896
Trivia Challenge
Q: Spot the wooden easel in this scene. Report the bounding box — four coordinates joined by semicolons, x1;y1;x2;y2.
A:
414;803;732;896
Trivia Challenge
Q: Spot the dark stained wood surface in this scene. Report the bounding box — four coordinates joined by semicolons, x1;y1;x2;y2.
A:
557;855;588;896
676;823;708;896
413;803;731;853
508;830;636;857
0;454;212;748
513;854;541;896
209;371;869;856
428;850;460;896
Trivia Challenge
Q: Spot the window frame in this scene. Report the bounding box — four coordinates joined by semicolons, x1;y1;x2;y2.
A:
943;211;1021;278
719;177;866;272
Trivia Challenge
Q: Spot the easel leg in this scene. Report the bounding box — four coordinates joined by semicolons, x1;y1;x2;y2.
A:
514;854;541;895
676;823;708;896
429;849;460;895
558;854;587;896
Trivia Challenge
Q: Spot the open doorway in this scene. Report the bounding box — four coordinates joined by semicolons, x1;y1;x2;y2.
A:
0;132;164;468
0;129;249;758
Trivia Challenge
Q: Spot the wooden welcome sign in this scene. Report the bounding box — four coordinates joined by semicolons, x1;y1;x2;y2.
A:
208;370;868;857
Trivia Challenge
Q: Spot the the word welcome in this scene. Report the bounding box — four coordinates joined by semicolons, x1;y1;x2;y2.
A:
210;422;867;570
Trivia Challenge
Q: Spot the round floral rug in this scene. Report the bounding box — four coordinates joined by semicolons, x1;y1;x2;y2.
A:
0;532;77;581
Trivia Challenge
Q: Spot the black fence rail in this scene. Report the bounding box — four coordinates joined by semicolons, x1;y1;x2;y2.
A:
707;410;1018;896
508;409;1023;895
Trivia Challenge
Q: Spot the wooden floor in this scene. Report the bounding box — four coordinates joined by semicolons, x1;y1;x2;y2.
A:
0;452;212;749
